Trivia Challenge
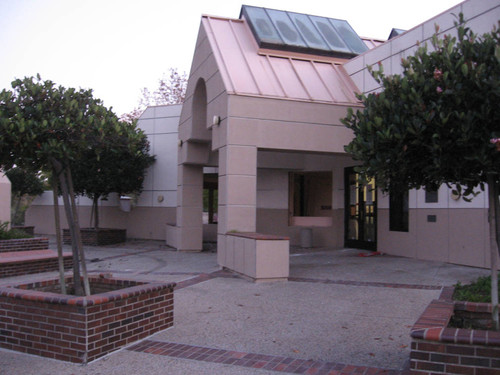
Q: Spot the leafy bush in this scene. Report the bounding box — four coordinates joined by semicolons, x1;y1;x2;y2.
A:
0;222;33;240
453;274;500;303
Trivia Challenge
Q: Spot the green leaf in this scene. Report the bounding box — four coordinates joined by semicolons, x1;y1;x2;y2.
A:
461;63;468;76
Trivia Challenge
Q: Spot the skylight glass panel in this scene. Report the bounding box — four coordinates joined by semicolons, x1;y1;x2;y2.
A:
329;19;368;54
309;16;351;54
288;12;329;51
266;9;307;48
240;5;367;58
242;6;283;45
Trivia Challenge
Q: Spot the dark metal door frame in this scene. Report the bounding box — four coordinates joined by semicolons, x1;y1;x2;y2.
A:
344;167;377;250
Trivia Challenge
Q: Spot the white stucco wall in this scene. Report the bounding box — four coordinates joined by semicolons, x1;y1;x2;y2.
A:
26;104;182;239
0;173;11;226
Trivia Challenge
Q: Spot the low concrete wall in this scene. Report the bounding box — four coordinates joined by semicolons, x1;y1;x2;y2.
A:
26;205;175;241
223;232;289;281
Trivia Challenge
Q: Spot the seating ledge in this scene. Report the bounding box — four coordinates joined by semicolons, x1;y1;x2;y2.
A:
227;232;289;241
0;250;72;264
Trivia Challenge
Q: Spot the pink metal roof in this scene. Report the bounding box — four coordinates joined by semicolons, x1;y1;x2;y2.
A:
362;37;385;49
202;15;363;105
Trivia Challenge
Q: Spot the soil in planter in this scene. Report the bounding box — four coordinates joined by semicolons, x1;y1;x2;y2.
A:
448;313;493;330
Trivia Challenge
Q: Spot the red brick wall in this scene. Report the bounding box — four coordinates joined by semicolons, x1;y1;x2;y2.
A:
0;238;49;252
0;276;175;363
410;289;500;374
0;256;73;278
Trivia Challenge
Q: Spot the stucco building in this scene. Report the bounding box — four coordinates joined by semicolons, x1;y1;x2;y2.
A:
27;0;500;280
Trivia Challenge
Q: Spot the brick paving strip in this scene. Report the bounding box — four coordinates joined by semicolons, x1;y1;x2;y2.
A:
288;277;442;291
120;270;441;374
127;339;404;375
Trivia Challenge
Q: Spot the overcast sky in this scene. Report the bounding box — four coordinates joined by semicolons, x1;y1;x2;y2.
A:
0;0;463;116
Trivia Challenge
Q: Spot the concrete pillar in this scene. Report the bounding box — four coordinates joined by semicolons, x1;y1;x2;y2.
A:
0;173;11;227
176;164;203;251
217;145;257;266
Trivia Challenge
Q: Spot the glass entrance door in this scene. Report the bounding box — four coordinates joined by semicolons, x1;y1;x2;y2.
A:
344;167;377;250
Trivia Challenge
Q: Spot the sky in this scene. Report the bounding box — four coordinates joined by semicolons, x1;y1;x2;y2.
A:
0;0;464;116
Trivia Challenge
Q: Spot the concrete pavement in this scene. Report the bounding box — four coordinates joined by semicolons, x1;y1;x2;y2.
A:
0;239;490;374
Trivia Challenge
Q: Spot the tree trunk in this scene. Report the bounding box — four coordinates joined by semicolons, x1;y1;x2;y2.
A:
51;175;67;294
51;158;83;296
66;166;91;296
13;195;22;225
487;175;499;330
93;195;99;229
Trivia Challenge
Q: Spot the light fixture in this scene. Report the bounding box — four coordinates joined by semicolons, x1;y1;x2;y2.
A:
212;115;221;126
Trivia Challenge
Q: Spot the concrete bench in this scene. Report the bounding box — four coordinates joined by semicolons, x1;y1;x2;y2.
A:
0;249;73;278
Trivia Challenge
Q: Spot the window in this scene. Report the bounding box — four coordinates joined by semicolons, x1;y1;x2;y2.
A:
389;189;408;232
425;189;438;203
289;172;332;221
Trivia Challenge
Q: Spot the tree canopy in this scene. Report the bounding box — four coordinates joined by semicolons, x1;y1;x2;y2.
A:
0;75;133;295
4;167;46;225
342;17;500;329
121;67;187;121
70;120;155;228
343;18;500;197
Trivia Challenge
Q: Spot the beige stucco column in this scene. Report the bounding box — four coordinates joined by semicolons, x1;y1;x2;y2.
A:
0;173;11;227
217;144;257;265
176;164;203;251
218;144;257;232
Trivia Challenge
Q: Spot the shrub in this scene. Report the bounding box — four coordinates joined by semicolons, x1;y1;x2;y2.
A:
0;222;33;240
453;274;500;303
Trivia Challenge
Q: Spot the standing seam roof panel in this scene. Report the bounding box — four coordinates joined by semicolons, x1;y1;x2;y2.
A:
293;60;333;102
202;17;235;94
268;57;310;100
206;18;260;95
229;19;284;97
201;14;362;105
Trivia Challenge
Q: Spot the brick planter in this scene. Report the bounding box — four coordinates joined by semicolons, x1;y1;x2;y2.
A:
0;237;49;253
63;228;126;246
0;276;175;363
410;289;500;373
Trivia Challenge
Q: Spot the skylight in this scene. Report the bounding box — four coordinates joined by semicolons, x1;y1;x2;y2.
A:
240;5;368;58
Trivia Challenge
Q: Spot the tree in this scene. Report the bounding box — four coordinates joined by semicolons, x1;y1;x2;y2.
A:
0;75;125;296
5;167;45;225
120;67;187;121
342;17;500;329
70;121;155;229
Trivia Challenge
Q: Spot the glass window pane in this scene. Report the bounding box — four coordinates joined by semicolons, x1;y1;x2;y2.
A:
329;19;368;54
309;16;350;53
288;12;328;50
425;189;438;203
266;9;306;48
242;6;283;45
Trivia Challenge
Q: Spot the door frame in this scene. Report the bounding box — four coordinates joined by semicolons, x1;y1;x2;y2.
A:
344;167;377;250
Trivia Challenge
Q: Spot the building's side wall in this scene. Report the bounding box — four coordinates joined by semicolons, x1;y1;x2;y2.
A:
25;105;180;240
0;174;11;227
255;151;355;248
343;0;500;268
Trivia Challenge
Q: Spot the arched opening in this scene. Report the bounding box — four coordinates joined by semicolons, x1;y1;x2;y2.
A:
191;79;210;141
